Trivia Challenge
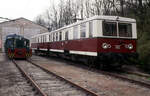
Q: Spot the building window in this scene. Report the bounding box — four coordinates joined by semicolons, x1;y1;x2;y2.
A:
73;26;78;39
89;21;93;37
80;23;86;38
65;31;68;40
59;32;62;41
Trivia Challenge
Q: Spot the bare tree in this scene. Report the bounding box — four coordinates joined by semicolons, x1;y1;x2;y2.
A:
35;15;46;27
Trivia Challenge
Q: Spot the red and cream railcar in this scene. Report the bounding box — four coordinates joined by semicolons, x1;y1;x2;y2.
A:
31;16;137;67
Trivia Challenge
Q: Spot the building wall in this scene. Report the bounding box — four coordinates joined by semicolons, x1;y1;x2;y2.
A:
0;18;48;52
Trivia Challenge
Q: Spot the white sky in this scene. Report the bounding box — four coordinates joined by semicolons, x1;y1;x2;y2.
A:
0;0;59;21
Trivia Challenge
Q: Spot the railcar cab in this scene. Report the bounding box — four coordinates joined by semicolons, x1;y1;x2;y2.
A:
101;17;136;38
97;16;137;52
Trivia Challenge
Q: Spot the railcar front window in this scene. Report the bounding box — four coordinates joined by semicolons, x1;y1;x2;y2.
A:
119;23;132;37
103;22;117;36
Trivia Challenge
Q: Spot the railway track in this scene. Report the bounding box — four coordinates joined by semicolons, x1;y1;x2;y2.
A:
13;60;98;96
0;59;38;96
74;63;150;89
96;69;150;89
36;55;150;89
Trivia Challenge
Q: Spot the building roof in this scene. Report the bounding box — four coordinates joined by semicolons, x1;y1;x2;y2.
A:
0;17;48;30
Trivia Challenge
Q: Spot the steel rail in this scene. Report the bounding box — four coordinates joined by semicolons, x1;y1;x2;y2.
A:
32;55;150;89
12;60;47;96
124;71;150;78
27;60;99;96
93;69;150;89
47;56;150;89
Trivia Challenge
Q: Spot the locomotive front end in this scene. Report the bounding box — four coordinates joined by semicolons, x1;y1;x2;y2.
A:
4;34;32;59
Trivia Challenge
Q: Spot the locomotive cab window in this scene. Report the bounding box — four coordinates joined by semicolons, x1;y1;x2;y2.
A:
15;38;29;48
119;23;132;37
103;21;117;36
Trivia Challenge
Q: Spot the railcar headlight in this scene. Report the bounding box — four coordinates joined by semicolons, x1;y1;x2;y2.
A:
102;43;111;49
128;44;133;50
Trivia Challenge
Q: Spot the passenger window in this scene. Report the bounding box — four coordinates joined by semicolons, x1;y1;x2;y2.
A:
65;31;68;40
49;35;50;42
89;21;93;37
80;23;86;38
43;35;45;42
73;26;78;39
56;33;58;41
44;35;46;42
50;34;52;42
45;35;47;42
59;32;62;41
103;22;117;36
53;33;55;41
40;36;42;43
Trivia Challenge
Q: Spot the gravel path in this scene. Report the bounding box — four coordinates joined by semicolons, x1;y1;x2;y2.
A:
31;55;150;96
